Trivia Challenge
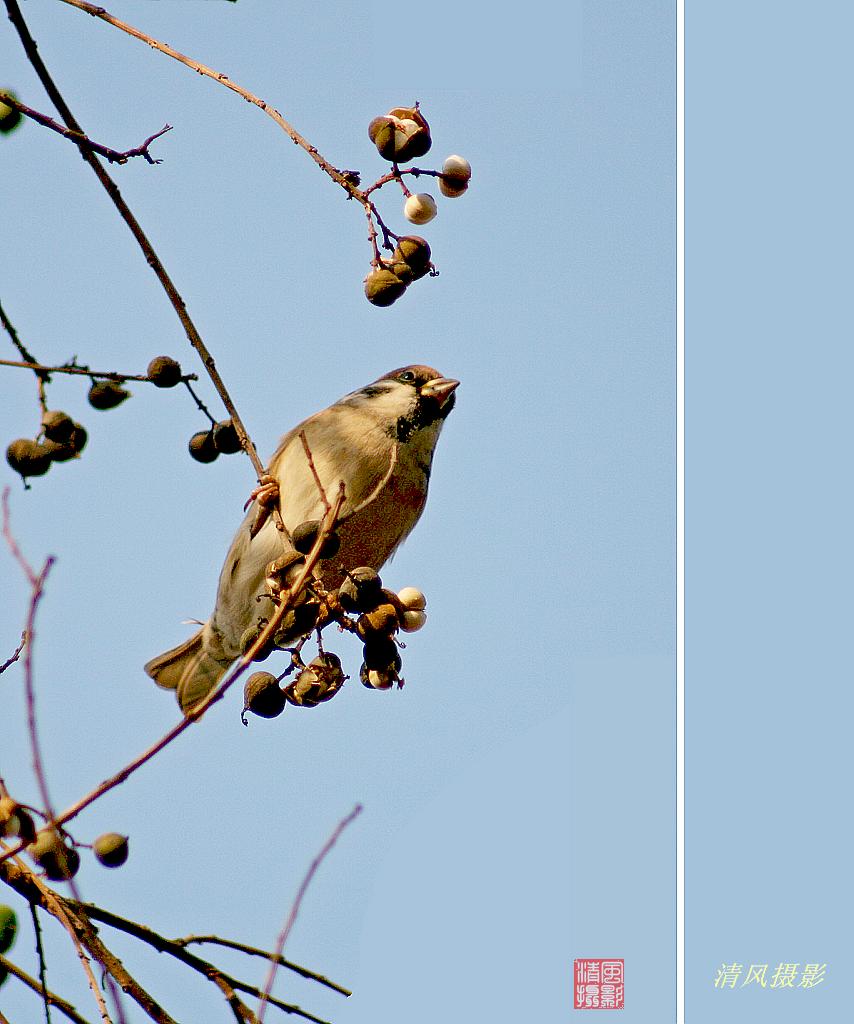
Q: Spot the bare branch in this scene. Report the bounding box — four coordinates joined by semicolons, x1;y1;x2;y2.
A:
0;630;27;675
257;804;362;1023
29;901;53;1024
66;902;332;1024
0;357;197;385
0;91;171;164
0;952;93;1024
4;0;268;489
172;936;351;997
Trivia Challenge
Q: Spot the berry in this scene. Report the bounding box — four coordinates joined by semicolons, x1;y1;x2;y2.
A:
357;602;399;639
292;519;341;558
397;586;427;611
42;422;87;463
188;430;219;463
29;830;80;881
42;410;75;442
338;567;383;612
404;193;437;225
243;671;286;718
6;439;51;478
392;236;432;280
368;115;398;160
364;267;407;307
359;663;395;690
0;905;16;955
93;832;129;868
362;635;401;672
438;154;472;197
212;419;242;455
88;380;130;410
400;609;428;632
0;92;22;135
147;355;182;388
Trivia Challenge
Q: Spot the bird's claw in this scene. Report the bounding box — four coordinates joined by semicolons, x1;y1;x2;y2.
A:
246;475;280;538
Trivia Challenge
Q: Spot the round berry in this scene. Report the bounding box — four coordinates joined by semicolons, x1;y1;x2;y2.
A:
147;356;182;388
88;380;130;410
93;832;129;868
188;430;219;463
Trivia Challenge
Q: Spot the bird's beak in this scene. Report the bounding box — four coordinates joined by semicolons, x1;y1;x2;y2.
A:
420;376;460;408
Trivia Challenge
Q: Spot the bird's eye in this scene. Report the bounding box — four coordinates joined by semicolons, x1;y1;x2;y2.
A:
399;370;416;383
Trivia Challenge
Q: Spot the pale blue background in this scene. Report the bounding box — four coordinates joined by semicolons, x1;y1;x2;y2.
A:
2;2;674;1022
687;1;852;1021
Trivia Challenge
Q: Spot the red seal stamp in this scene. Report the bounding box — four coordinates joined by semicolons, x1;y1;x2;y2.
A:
574;958;624;1009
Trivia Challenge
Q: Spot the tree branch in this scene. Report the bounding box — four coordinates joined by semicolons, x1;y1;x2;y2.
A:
0;951;93;1024
4;0;268;490
0;91;171;164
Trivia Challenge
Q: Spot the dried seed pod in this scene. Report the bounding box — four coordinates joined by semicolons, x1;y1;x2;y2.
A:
404;193;437;225
188;430;219;463
273;601;319;648
368;115;399;160
243;671;287;718
42;423;87;463
289;652;345;707
29;830;80;882
364;267;407;307
386;105;432;161
213;419;242;455
0;797;36;845
360;663;396;690
5;439;51;478
240;620;276;662
146;355;182;388
362;636;402;672
292;519;341;558
392;235;432;280
93;832;129;868
338;567;383;612
41;409;75;442
357;602;399;639
88;380;130;410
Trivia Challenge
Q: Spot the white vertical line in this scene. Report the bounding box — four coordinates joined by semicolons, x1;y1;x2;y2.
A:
676;0;686;1021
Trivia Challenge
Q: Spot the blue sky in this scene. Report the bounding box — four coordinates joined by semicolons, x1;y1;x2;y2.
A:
2;2;675;1021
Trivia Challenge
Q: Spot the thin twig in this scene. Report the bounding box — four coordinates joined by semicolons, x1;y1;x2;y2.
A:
66;902;332;1024
57;0;361;197
0;357;197;384
29;901;53;1024
0;953;94;1024
1;299;45;376
0;91;171;164
173;936;351;997
298;431;330;514
0;630;27;675
257;804;362;1023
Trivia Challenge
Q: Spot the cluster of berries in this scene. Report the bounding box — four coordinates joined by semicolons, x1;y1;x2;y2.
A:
240;527;428;721
363;103;472;307
1;794;128;884
4;355;185;483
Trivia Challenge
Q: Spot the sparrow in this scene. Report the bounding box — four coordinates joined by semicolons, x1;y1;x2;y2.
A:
145;365;458;713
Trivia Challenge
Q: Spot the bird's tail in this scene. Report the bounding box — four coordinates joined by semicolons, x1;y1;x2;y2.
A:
144;628;232;715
